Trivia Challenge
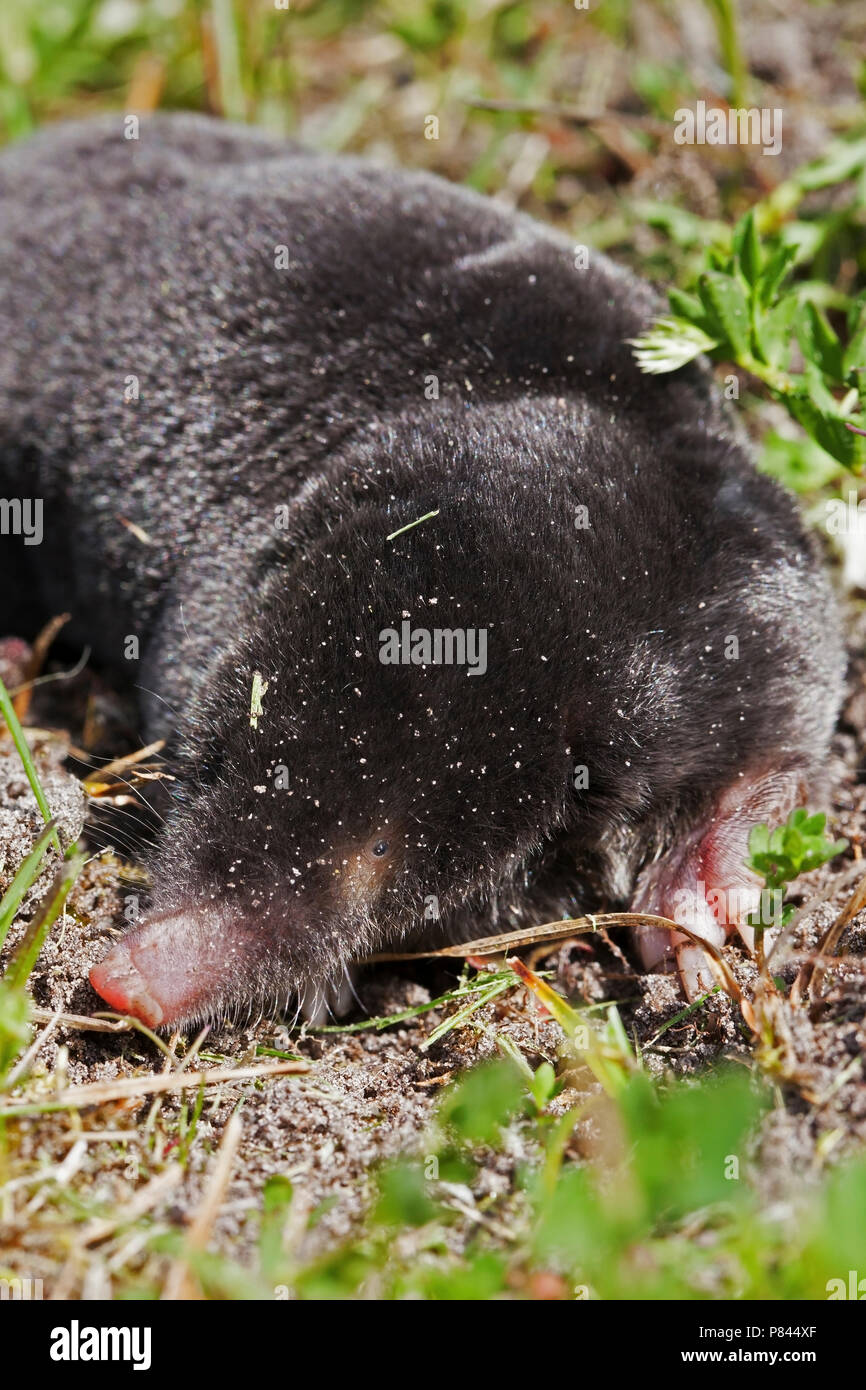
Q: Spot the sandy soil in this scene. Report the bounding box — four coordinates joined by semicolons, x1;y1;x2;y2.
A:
1;0;865;1295
1;594;864;1289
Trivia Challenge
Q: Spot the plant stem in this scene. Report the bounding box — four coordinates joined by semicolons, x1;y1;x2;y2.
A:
707;0;748;110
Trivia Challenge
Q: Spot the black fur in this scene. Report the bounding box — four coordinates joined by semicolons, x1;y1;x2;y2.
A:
0;114;844;1022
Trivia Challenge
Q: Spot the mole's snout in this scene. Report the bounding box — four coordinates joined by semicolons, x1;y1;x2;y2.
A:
90;939;167;1027
89;906;250;1027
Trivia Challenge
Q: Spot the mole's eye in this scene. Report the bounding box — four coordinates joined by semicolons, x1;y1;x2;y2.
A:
372;839;390;858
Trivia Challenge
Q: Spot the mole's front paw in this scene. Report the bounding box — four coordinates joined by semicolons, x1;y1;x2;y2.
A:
631;767;804;999
298;968;358;1027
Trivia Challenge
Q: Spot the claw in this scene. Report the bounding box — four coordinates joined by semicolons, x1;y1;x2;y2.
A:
298;967;358;1026
633;766;807;1001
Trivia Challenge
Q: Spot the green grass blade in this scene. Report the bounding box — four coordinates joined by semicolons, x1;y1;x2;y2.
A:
508;957;635;1098
0;816;58;952
0;674;61;854
421;973;517;1051
311;968;519;1037
4;854;83;991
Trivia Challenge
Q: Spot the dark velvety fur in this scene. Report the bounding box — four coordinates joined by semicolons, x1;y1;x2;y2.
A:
0;114;844;1023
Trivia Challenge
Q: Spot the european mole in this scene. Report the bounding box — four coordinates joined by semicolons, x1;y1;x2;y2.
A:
0;115;844;1027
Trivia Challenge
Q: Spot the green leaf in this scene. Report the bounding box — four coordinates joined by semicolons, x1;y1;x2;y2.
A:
390;0;463;52
843;293;866;382
697;271;751;358
667;287;708;323
755;293;799;370
797;302;845;385
746;806;847;887
803;360;850;415
420;1251;507;1300
438;1060;528;1145
375;1161;437;1228
757;241;799;306
263;1173;294;1213
818;1160;866;1272
758;431;843;492
620;1068;768;1222
732;209;761;287
776;220;826;262
788;392;865;468
258;1175;294;1277
796;134;866;192
435;1147;477;1185
530;1061;558;1110
533;1163;628;1269
630;200;729;249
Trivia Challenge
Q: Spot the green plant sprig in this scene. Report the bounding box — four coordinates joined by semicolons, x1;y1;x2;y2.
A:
746;807;848;937
630;136;866;473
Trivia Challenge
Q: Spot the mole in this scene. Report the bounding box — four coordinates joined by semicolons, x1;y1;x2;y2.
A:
0;114;844;1027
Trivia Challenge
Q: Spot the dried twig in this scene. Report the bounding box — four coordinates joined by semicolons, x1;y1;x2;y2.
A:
4;1011;62;1089
464;95;667;133
162;1112;244;1299
83;738;168;798
791;871;866;1008
13;614;70;719
31;1007;133;1033
0;1059;309;1117
370;912;636;960
372;910;730;973
375;910;749;1024
78;1163;184;1248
